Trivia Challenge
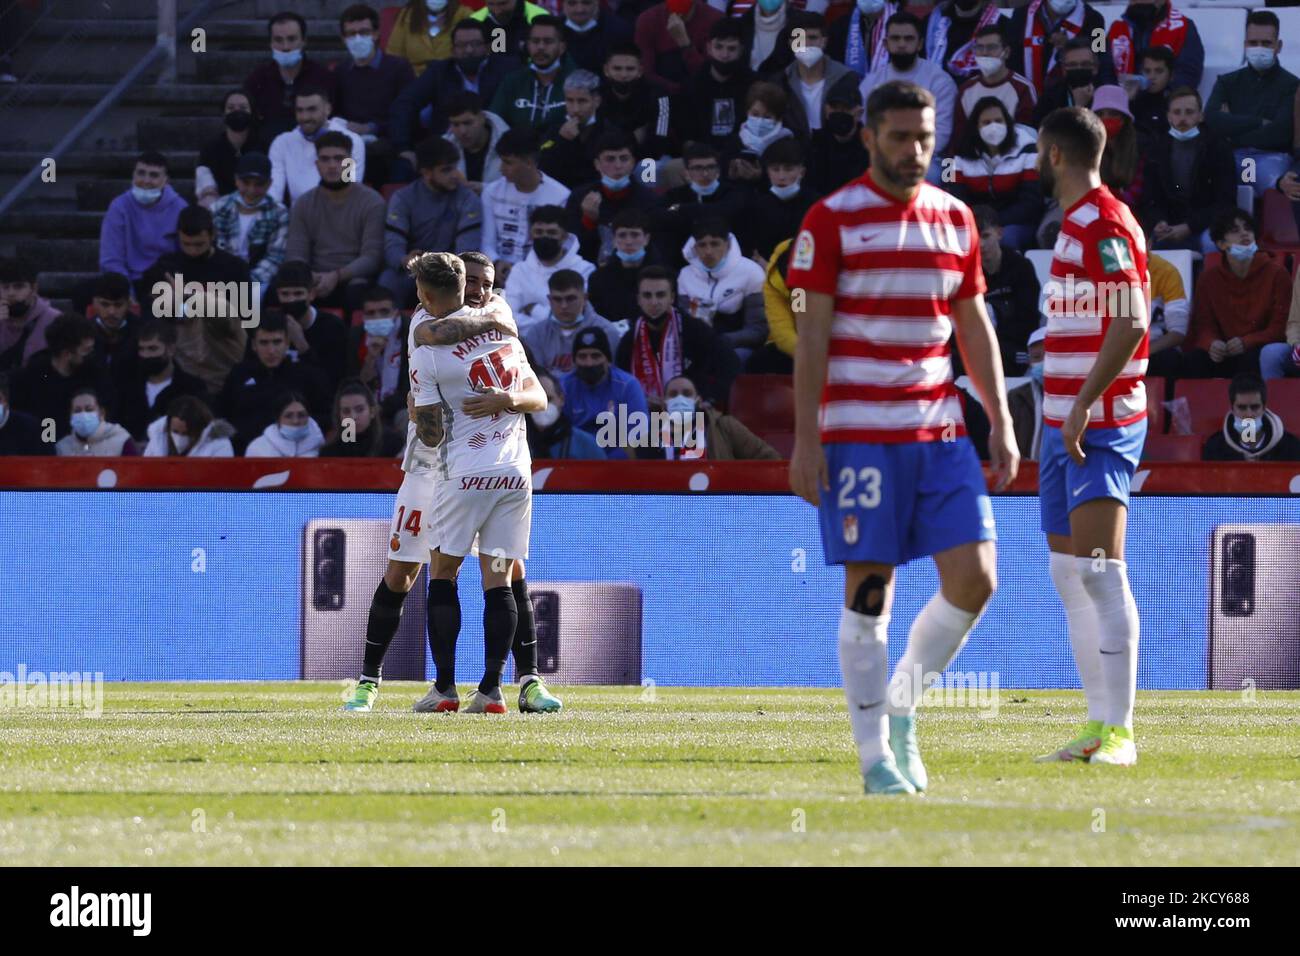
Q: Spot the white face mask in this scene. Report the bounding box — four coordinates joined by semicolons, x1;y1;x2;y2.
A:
1047;0;1077;16
171;431;192;453
666;395;697;417
979;121;1007;147
1245;47;1276;72
794;47;825;68
974;55;1003;78
532;404;561;428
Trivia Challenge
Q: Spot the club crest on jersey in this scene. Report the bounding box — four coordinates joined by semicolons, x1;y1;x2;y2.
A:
843;514;859;545
1098;237;1133;274
792;229;815;270
390;534;401;552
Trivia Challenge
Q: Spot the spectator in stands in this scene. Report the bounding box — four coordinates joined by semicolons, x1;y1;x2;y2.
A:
860;12;958;162
243;11;337;148
540;70;616;187
0;257;60;371
971;204;1039;376
563;0;634;75
196;90;258;209
674;19;752;156
751;237;795;374
1094;85;1143;210
1279;159;1300;243
953;24;1037;146
829;0;907;80
116;320;208;441
726;83;794;185
947;96;1042;250
742;138;817;263
1205;9;1299;202
1007;0;1106;97
381;139;482;308
8;314;112;440
385;0;472;77
384;135;488;306
55;388;137;457
321;379;403;457
524;269;624;377
924;0;1005;84
269;89;367;205
345;286;405;398
526;368;608;459
1141;86;1235;255
615;265;738;406
1145;251;1190;380
272;260;351;390
677;218;766;367
389;22;512;171
565;130;657;262
1007;326;1046;462
1106;0;1202;94
98;152;187;289
143;394;235;457
635;0;722;96
1130;45;1174;137
219;312;329;451
471;0;547;62
1032;37;1103;124
1184;209;1291;379
89;271;137;378
1260;269;1300;381
639;373;779;460
1202;373;1300;462
492;16;577;132
284;132;386;315
654;143;749;262
562;326;648;458
211;152;290;290
432;93;510;195
0;371;51;456
599;42;673;160
774;12;861;140
587;208;663;323
503;205;597;323
481;129;573;276
245;390;326;457
806;83;869;197
735;0;792;76
139;206;252;395
334;4;416;189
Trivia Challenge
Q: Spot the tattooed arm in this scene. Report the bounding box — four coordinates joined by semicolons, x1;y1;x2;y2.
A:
413;402;444;447
413;294;517;347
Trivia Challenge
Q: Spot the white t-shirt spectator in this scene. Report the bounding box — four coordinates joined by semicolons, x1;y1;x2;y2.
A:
268;118;368;205
480;173;571;265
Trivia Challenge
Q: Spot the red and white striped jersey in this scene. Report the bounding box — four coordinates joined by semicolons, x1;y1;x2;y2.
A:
785;174;985;444
1043;184;1150;429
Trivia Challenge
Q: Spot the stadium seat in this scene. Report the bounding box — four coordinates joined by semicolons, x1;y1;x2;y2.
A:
1146;376;1167;433
1267;379;1300;436
1142;433;1204;461
1259;189;1300;248
1173;378;1231;436
760;430;795;459
378;6;402;51
1026;250;1053;289
1185;6;1248;104
1276;9;1300;79
381;182;404;201
728;374;794;431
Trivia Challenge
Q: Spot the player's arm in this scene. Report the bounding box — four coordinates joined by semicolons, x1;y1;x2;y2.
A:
413;402;445;446
789;290;833;506
463;364;547;418
409;346;445;446
413;294;518;347
951;295;1020;492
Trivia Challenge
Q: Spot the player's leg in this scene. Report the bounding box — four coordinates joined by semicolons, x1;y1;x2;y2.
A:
510;558;562;713
460;551;514;714
414;548;466;713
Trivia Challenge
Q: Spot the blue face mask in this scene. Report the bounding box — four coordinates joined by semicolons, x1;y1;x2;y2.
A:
758;0;784;13
271;48;303;68
689;178;720;197
565;17;598;32
1169;125;1199;141
345;34;375;60
132;186;162;204
364;317;396;338
1228;242;1258;262
1028;362;1045;386
615;247;646;264
770;180;801;200
279;423;311;442
744;116;779;138
71;411;100;439
529;59;559;74
704;252;728;274
601;174;631;191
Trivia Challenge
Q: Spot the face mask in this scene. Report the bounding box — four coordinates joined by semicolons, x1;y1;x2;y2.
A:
139;355;170;376
771;180;801;200
171;432;191;453
703;253;728;274
825;111;856;137
576;364;606;385
1169;125;1199;141
532;404;561;428
345;34;375;60
758;0;783;12
690;178;720;197
532;237;562;261
1028;362;1044;386
975;55;1003;78
601;173;631;191
364;317;396;338
0;402;8;429
1064;68;1094;90
1228;242;1257;262
744;115;779;138
979;122;1007;147
1233;416;1261;439
426;0;448;12
279;423;311;442
857;0;885;15
889;51;917;71
1245;47;1276;71
566;17;598;32
281;299;309;318
666;395;696;417
7;299;30;318
793;47;824;68
224;110;253;131
132;186;162;204
1101;116;1125;138
616;247;646;264
71;412;100;439
456;54;485;74
530;59;559;74
1047;0;1076;14
711;58;742;77
1125;4;1159;29
271;48;303;68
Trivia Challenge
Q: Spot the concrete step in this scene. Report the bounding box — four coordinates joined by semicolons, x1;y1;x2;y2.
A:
76;179;196;211
22;271;100;299
0;83;234;107
14;239;103;273
0;211;108;239
138;116;223;151
51;0;261;18
0;152;199;176
29;18;341;40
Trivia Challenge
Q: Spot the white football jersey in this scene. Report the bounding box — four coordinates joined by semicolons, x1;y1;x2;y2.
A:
399;308;439;475
410;306;533;480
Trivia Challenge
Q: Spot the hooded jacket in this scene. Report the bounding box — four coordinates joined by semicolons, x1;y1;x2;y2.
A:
143;415;236;457
1202;409;1300;462
98;185;187;282
383;178;483;273
503;233;597;324
523;302;626;378
244;417;326;458
490;55;578;131
677;233;767;351
779;57;863;141
0;295;61;370
1187;252;1291;353
440;110;511;187
55;420;137;457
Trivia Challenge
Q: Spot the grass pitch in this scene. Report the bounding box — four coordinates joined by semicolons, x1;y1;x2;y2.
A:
1;684;1298;866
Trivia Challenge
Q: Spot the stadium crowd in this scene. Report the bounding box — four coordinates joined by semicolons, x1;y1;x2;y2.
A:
2;0;1300;464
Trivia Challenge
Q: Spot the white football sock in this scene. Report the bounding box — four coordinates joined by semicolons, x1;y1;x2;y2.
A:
886;592;981;716
838;606;890;771
1075;557;1140;729
1049;551;1106;724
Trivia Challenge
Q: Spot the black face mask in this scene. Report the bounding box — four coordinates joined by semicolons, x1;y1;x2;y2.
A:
224;110;253;131
825;112;856;138
576;363;606;385
320;178;349;191
889;51;917;71
610;78;637;95
1125;3;1160;28
281;299;309;318
456;55;485;75
7;299;31;318
1064;68;1095;90
139;355;170;377
532;237;562;261
711;58;742;78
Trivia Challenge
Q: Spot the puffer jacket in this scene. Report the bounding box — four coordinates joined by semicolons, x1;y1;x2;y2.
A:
244;417;325;458
55;421;137;456
677;233;767;351
143;415;237;457
504;233;597;325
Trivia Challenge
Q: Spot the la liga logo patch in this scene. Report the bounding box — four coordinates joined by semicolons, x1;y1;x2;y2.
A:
792;229;815;271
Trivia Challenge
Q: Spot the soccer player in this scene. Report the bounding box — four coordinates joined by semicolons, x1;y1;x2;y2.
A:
1032;107;1149;768
787;80;1020;796
343;252;562;714
409;252;548;714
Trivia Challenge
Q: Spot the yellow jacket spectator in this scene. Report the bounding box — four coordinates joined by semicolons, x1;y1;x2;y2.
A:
752;237;797;374
386;0;472;76
1147;251;1189;379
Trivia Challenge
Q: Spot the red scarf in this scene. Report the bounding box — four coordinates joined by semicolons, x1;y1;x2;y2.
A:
631;310;683;403
1021;0;1086;92
1108;6;1188;77
932;2;1003;80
